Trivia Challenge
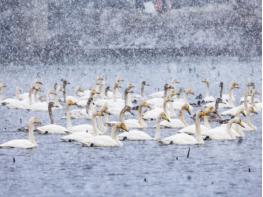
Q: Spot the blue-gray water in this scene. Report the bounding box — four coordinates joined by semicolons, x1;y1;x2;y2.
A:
0;56;261;197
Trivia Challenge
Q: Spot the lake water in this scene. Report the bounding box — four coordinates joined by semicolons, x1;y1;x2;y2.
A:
0;56;261;197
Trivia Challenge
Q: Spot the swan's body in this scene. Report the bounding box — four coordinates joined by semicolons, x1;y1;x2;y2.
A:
119;129;152;141
162;133;201;145
160;110;206;145
0;117;40;149
0;139;37;149
82;123;128;147
37;124;68;134
203;118;244;140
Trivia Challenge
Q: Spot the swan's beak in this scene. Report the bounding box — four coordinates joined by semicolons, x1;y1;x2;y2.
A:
241;111;247;117
163;114;170;122
186;108;191;115
238;121;245;128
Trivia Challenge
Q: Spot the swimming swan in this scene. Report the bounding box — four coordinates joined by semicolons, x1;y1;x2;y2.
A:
0;117;41;149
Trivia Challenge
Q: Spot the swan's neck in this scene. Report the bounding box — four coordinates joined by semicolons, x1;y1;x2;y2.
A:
62;85;66;103
184;93;188;103
226;120;235;138
15;87;21;100
228;88;235;105
141;84;145;97
178;109;188;126
194;114;203;144
205;85;210;98
219;85;223;99
66;105;72;129
119;110;126;123
243;92;249;114
33;89;38;103
204;116;211;129
98;116;107;134
91;115;99;135
113;87;119;101
86;98;93;115
154;117;161;140
124;92;130;106
111;126;120;141
48;106;54;124
28;123;36;145
163;100;168;114
137;105;147;127
29;88;33;105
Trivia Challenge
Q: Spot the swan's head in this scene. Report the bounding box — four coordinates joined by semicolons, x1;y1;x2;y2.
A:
232;118;245;128
61;79;70;86
0;82;6;90
182;104;191;115
219;81;224;88
100;104;111;116
141;101;151;109
29;117;41;127
66;98;77;106
33;81;43;90
202;79;209;87
164;84;174;91
230;82;239;90
247;106;258;115
198;109;213;119
91;89;100;96
142;81;150;86
96;76;104;82
117;122;129;132
184;88;194;95
114;82;122;90
164;96;174;103
169;90;179;98
171;79;180;84
123;105;134;116
105;86;110;92
160;112;170;122
128;83;135;90
48;101;59;109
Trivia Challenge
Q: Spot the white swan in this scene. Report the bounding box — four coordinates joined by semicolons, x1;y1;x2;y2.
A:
125;101;150;129
160;110;211;145
119;112;170;141
61;111;103;143
202;80;215;103
0;117;40;149
203;118;245;140
143;97;173;120
221;82;239;108
160;104;191;128
37;102;69;134
82;122;129;147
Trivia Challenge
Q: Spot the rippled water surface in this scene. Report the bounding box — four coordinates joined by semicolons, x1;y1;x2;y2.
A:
0;57;261;197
